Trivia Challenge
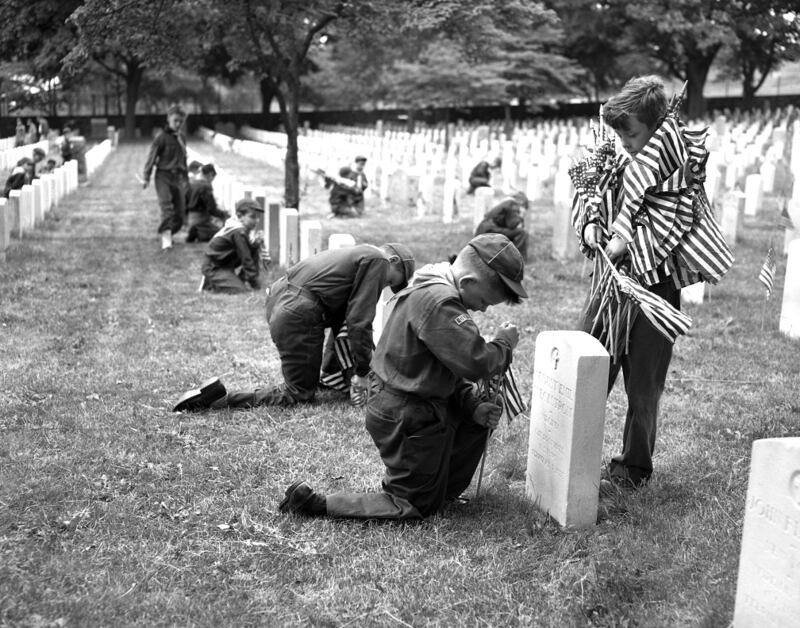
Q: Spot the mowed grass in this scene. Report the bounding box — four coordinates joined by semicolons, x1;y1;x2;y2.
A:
1;140;798;628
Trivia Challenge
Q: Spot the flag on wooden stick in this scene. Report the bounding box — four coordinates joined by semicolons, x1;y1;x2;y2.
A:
758;246;777;298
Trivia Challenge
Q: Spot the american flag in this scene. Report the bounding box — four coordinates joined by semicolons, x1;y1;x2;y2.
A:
599;248;692;344
318;324;354;392
758;247;777;298
778;200;795;231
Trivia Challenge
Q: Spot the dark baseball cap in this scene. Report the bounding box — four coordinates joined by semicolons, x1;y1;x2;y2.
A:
381;243;416;291
467;233;527;299
235;199;263;215
354;155;367;163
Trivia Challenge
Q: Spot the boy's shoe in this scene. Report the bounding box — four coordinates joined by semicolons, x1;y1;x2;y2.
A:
278;480;326;516
160;231;173;250
172;377;227;412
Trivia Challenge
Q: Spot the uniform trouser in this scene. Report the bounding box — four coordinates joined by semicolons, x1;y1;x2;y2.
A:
201;265;249;294
214;278;327;408
330;195;364;217
582;279;679;482
155;170;188;234
326;385;490;520
186;213;220;242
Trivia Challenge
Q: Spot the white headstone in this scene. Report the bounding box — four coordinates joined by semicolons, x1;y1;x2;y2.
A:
719;192;740;246
441;176;457;224
32;179;44;224
760;162;776;194
779;239;800;338
328;233;356;250
474;187;495;232
744;174;763;217
526;330;610;529
278;208;299;268
551;159;578;259
0;198;9;257
733;437;800;627
300;220;323;260
7;191;21;237
19;185;34;233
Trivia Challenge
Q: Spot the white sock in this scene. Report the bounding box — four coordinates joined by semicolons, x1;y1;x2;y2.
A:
161;231;173;249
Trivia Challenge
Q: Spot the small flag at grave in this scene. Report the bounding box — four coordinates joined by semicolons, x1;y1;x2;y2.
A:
758;246;777;298
778;199;795;230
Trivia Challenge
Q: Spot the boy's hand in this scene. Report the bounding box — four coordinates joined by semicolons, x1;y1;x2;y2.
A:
495;322;519;349
605;234;628;261
583;223;604;250
473;402;502;429
350;374;368;407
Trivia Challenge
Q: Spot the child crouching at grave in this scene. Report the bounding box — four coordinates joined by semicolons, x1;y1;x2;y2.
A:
572;75;732;491
199;199;263;293
186;164;228;243
173;242;416;412
278;233;525;521
475;191;530;261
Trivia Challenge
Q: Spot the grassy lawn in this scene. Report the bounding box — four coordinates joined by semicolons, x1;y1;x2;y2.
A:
0;140;798;628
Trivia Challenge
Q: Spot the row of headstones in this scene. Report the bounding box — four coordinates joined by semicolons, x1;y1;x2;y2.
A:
186;147;324;269
0;139;116;261
0;138;50;171
523;330;798;623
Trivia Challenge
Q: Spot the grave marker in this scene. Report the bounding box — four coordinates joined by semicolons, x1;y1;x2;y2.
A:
7;191;21;237
733;437;800;626
19;185;34;234
526;331;610;529
300;220;323;260
279;208;299;268
267;202;281;264
779;239;800;339
551;159;578;259
474;187;494;231
744;174;762;217
32;179;44;224
0;198;9;259
328;233;356;250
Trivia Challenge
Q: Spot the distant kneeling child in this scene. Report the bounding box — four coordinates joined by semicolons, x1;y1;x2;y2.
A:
200;199;263;293
186;164;228;243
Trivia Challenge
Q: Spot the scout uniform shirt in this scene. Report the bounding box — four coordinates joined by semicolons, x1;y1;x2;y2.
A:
202;217;260;287
371;262;513;402
142;126;187;181
286;244;390;377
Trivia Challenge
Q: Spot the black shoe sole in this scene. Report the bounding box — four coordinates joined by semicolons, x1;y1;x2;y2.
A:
172;377;226;412
278;480;313;514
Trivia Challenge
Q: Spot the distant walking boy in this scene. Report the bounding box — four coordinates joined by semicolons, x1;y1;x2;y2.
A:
200;199;263;293
173;241;415;411
142;104;188;250
573;75;732;490
278;233;525;521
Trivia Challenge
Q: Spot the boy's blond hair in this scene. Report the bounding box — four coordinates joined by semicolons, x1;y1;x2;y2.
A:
604;75;667;131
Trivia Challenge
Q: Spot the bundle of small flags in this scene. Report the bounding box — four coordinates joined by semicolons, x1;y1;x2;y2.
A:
758;246;777;299
318;325;354;392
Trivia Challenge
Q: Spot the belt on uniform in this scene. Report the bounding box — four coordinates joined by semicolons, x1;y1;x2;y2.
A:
368;373;446;404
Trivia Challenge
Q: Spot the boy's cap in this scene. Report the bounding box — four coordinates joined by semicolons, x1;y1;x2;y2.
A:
33;148;46;158
188;160;203;171
235;199;263;214
468;233;527;298
382;243;415;289
354;155;367;163
201;163;216;176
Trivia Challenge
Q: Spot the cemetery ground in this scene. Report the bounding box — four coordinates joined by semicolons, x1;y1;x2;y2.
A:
1;140;798;628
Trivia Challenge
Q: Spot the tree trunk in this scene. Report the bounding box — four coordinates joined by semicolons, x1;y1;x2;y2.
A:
259;76;277;116
741;66;757;111
683;43;719;120
279;79;301;210
124;60;143;139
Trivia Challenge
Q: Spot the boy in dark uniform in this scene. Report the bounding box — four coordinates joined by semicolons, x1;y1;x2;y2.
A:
186;164;228;242
325;156;368;217
466;156;501;194
278;233;525;520
200;199;263;293
142;104;188;250
475;191;529;261
173;242;415;412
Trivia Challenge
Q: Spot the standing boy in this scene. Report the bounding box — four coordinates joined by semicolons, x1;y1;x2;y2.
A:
200;199;263;293
278;233;525;521
173;242;415;411
186;164;227;242
142;104;188;250
574;75;732;490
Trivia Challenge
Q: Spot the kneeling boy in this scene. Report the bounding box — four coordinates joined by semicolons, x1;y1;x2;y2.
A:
279;233;526;520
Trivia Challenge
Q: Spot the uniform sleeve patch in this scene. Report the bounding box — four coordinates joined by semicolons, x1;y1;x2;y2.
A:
454;313;470;326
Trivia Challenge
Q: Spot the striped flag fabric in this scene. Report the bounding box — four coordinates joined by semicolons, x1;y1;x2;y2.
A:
502;367;526;419
319;324;354;392
758;247;777;298
615;274;693;343
778;201;795;231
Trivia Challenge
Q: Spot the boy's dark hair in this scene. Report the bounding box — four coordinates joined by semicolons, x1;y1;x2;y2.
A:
234;199;262;217
604;75;667;131
32;148;46;159
201;164;217;177
166;104;186;117
188;160;203;173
